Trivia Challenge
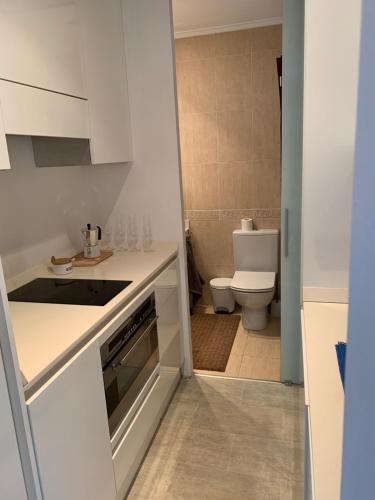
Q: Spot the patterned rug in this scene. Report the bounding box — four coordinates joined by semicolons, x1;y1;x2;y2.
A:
191;313;240;371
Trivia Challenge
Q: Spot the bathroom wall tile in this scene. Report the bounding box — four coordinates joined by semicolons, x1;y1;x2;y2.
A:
218;161;256;209
189;220;223;271
218;159;280;210
252;104;281;160
218;209;279;222
217;110;252;161
175;35;216;62
252;49;281;111
219;209;256;221
182;163;220;210
249;25;282;51
252;158;281;207
176;59;217;114
176;26;282;304
190;219;238;270
185;209;220;221
254;208;281;218
254;218;281;230
205;265;235;281
213;29;251;56
198;283;212;306
215;55;252;111
179;112;217;164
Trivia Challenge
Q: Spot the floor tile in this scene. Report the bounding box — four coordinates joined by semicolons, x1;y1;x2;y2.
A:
239;355;280;381
192;308;281;382
244;337;281;359
127;376;304;500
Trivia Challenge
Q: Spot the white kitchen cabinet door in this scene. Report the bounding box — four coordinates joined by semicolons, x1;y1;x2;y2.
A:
0;102;10;170
0;352;28;500
27;341;116;500
155;259;182;375
0;80;89;139
0;0;86;98
79;0;133;164
304;405;315;500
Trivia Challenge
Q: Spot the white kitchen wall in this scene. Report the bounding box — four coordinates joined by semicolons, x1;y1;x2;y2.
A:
301;0;361;301
0;136;129;278
116;0;192;375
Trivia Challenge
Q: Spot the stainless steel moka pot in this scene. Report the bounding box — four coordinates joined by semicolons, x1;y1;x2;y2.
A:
81;224;102;259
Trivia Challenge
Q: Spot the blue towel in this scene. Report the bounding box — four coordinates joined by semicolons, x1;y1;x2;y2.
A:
335;342;347;389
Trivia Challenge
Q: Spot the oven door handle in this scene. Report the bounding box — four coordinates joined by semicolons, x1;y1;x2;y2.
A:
112;315;159;369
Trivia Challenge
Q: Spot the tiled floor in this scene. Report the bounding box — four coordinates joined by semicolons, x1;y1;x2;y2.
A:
127;375;304;499
194;307;281;381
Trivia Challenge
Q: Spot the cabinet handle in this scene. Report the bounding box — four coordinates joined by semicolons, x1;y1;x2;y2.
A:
284;208;289;258
112;316;158;369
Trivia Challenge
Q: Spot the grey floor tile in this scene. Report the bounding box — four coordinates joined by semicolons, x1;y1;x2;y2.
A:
228;434;304;481
176;375;245;404
126;376;304;500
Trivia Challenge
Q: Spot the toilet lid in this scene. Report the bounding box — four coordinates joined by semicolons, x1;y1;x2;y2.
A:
231;271;275;292
210;278;232;290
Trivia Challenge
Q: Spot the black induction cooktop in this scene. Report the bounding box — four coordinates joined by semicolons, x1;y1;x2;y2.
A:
8;278;133;306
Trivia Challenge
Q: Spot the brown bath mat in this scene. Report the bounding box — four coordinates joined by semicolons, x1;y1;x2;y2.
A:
191;313;240;371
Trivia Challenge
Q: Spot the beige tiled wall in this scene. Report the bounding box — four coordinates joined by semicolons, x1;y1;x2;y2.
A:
175;26;282;304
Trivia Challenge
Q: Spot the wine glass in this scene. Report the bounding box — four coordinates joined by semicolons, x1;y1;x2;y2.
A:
127;214;139;252
142;215;153;252
115;216;127;252
103;221;113;251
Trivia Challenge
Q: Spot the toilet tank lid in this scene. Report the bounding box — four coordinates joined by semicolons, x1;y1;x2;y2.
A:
210;278;232;289
233;229;279;235
231;271;275;292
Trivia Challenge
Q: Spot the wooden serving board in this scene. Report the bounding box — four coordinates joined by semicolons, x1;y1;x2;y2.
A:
72;250;114;267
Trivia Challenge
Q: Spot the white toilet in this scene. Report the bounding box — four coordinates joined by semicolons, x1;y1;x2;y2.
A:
230;229;279;331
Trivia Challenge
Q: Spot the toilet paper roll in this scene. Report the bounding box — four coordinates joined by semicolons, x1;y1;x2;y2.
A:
241;218;253;231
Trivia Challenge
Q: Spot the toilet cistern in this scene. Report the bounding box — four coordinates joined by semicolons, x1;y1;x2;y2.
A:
231;229;279;330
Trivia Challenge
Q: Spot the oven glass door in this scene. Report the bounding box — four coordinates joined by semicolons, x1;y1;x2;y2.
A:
103;314;159;437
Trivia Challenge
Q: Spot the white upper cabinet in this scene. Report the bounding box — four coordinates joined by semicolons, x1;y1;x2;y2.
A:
0;105;10;170
0;0;132;169
79;0;133;164
0;0;86;98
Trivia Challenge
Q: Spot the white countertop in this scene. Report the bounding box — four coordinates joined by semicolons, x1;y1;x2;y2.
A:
7;242;178;393
302;301;348;500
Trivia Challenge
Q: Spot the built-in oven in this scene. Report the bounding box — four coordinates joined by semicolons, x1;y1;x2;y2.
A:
101;292;159;439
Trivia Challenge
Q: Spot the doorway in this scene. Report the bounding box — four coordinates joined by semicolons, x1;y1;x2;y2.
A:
173;16;283;381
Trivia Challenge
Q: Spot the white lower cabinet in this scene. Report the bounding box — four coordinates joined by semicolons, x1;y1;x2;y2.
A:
113;371;180;500
0;352;27;500
304;405;314;500
113;258;183;498
155;258;182;376
27;341;116;500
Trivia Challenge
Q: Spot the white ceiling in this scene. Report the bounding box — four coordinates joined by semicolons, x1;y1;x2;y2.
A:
172;0;283;37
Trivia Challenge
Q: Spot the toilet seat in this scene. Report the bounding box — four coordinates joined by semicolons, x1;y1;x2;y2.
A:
230;271;275;293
